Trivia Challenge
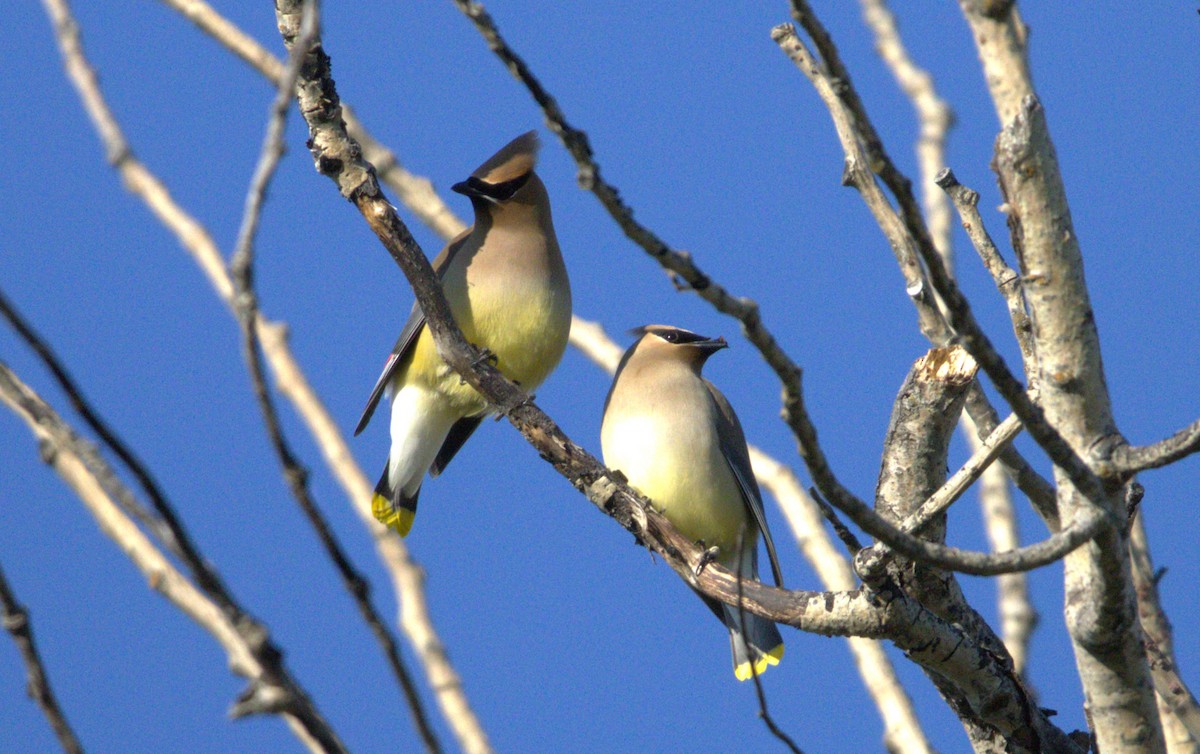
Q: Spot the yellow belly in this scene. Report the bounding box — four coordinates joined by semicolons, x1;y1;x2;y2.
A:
398;275;570;415
602;414;748;562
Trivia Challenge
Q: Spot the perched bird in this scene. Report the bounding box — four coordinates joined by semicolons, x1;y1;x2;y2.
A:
355;132;572;536
601;325;784;680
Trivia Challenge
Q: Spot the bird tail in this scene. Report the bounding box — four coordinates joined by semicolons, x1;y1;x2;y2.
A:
724;603;785;681
371;461;419;537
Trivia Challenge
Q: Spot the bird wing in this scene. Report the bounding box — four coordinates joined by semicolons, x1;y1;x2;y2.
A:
353;229;472;436
429;416;485;476
705;380;784;588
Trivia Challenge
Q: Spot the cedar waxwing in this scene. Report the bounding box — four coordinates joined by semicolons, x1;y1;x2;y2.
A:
355;132;572;536
600;325;785;680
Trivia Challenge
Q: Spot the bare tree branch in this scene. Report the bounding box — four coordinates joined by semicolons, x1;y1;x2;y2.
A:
787;0;957;332
0;361;344;754
40;0;491;748
0;288;176;556
774;23;948;343
1111;422;1200;475
906;412;1023;537
866;346;1039;753
857;0;955;268
226;7;443;752
993;92;1164;752
0;559;83;754
962;385;1059;528
937;169;1036;374
1131;510;1200;752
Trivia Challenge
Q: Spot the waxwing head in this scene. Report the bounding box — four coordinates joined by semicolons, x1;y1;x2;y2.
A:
628;325;728;370
451;131;548;212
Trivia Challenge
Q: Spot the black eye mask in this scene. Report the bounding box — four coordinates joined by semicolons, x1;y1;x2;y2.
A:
456;171;532;202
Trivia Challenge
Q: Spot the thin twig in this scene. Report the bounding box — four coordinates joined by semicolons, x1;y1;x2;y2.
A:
1130;513;1200;750
809;487;863;558
0;287;175;552
1111;420;1200;475
936;169;1036;373
963;385;1059;527
0;361;342;753
902;412;1023;536
0;559;84;754
858;0;955;266
229;6;442;752
789;0;947;320
734;527;805;754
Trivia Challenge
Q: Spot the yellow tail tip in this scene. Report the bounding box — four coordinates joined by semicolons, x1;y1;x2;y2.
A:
372;493;415;537
734;643;785;681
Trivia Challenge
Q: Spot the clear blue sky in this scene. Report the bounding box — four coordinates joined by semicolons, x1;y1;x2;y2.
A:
2;2;1198;752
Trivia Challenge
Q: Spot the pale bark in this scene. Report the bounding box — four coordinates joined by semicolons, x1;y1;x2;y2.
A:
994;95;1163;753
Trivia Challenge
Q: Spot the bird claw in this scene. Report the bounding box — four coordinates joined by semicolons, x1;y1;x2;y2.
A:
500;392;535;417
694;544;721;577
473;348;499;368
458;348;499;385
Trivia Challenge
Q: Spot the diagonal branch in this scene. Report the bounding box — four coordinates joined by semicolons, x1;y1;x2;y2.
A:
936;169;1036;374
0;361;345;753
788;0;947;311
1131;512;1200;752
858;0;954;267
0;559;83;754
0;288;181;561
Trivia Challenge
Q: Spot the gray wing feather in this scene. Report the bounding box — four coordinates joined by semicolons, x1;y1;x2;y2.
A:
354;229;473;436
705;380;784;588
430;416;484;476
354;303;426;435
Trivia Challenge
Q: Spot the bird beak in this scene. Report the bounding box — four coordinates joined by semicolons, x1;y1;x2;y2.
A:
451;180;480;198
693;336;728;353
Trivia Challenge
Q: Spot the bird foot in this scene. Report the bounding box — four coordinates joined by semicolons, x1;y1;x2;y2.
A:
694;545;721;577
473;348;499;368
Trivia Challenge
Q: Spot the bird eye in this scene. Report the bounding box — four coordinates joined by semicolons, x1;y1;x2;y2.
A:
661;331;678;343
